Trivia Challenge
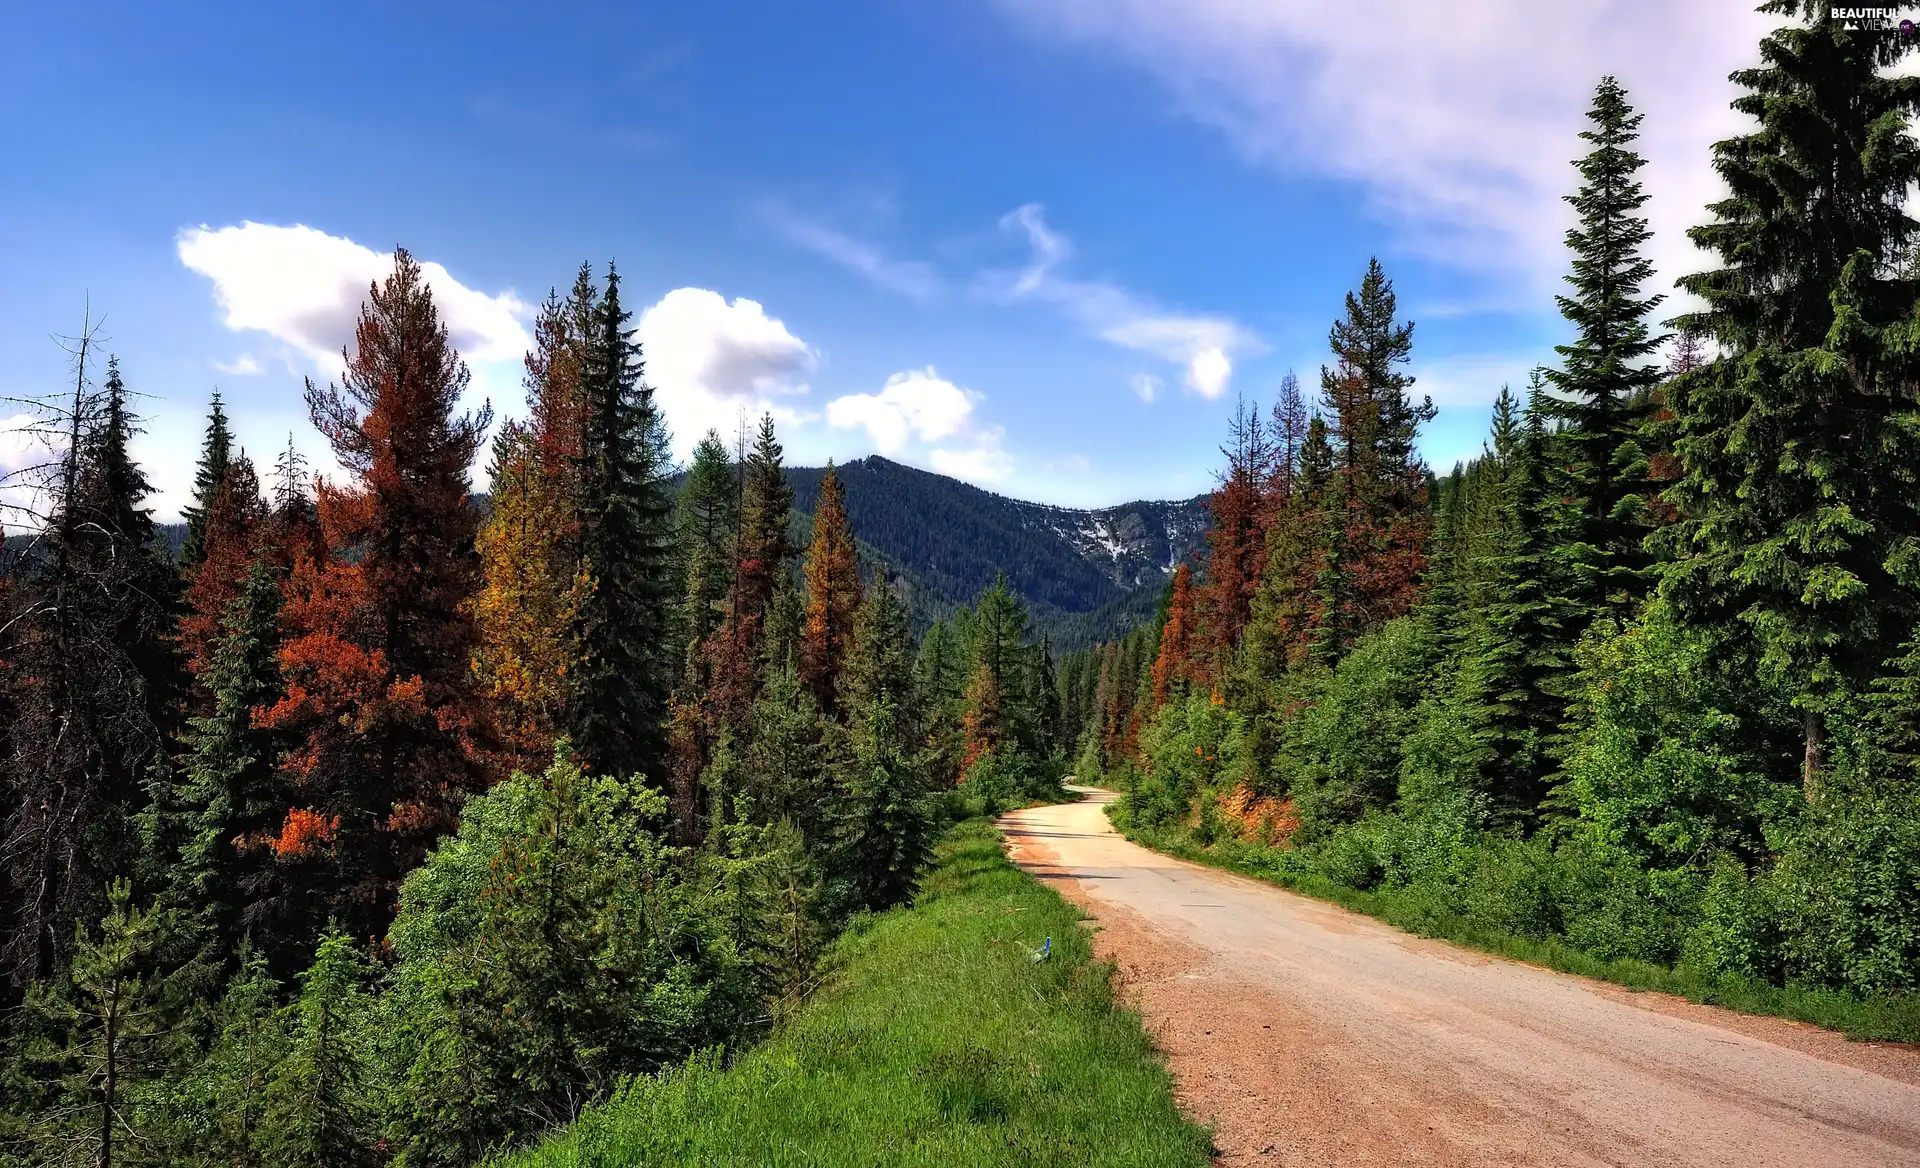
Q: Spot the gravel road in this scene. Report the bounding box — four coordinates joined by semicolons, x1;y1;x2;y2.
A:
998;787;1920;1167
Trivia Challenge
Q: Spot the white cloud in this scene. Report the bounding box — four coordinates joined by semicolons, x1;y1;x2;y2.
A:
931;428;1014;486
177;222;532;368
825;366;1013;486
825;367;975;453
213;354;262;376
990;203;1259;399
995;0;1773;294
764;206;940;300
1130;372;1163;402
637;288;817;457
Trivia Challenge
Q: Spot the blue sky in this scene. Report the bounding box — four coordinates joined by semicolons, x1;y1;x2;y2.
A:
0;0;1774;518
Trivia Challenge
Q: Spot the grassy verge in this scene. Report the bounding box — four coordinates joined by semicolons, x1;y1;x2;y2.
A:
494;819;1213;1168
1117;818;1920;1045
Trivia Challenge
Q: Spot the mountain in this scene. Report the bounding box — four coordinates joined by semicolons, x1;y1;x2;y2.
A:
129;457;1209;654
785;457;1209;652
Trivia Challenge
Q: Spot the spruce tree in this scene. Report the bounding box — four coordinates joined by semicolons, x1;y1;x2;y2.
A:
569;264;677;782
261;930;375;1168
1657;4;1920;795
676;429;740;665
175;559;293;969
1544;77;1665;626
3;357;178;987
800;463;863;712
179;390;233;574
1454;377;1578;819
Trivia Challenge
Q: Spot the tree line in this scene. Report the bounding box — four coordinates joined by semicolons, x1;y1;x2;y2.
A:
0;256;1069;1165
1080;11;1920;1002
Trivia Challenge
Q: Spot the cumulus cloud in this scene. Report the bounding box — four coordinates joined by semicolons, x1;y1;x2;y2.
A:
825;367;975;454
825;366;1012;485
995;0;1772;293
930;429;1013;486
990;204;1258;399
764;206;941;300
177;222;532;368
637;288;817;457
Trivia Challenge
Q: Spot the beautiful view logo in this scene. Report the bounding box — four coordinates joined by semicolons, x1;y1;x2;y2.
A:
1832;6;1917;30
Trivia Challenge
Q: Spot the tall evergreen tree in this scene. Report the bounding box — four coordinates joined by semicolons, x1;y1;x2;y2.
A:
1544;77;1665;626
675;429;740;666
800;464;863;712
179;391;234;574
261;250;494;941
568;265;677;783
3;356;178;988
1657;4;1920;795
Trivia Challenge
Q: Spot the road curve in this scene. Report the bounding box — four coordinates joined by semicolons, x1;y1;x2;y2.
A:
999;788;1920;1168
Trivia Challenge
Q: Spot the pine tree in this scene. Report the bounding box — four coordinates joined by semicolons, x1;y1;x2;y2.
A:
827;696;932;914
1317;260;1435;660
800;464;863;713
181;454;268;686
1544;77;1665;627
1150;563;1196;708
568;264;677;784
175;559;296;970
1453;377;1578;819
1199;397;1275;676
261;929;375;1168
706;414;797;726
261;250;495;940
839;581;916;745
1658;5;1920;796
3;356;178;987
675;430;740;666
179;391;234;574
20;881;184;1168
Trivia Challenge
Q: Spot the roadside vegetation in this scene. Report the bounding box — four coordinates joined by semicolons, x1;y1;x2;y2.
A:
496;819;1212;1168
1063;16;1920;1046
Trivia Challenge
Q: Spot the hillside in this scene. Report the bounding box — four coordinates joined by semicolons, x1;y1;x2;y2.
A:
785;457;1209;651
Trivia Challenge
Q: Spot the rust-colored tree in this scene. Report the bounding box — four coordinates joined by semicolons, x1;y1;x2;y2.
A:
1149;563;1196;709
471;282;592;773
181;455;267;685
258;249;495;940
799;464;862;713
1198;397;1276;678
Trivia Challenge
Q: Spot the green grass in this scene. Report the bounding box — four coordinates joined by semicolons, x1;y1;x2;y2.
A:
493;819;1213;1168
1116;818;1920;1045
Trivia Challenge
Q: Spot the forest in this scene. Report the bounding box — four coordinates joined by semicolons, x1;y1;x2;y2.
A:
1069;23;1920;1020
0;259;1071;1164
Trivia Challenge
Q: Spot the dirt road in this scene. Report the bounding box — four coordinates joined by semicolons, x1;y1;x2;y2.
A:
998;788;1920;1167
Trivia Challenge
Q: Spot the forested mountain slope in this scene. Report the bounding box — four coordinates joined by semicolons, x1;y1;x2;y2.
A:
784;456;1209;651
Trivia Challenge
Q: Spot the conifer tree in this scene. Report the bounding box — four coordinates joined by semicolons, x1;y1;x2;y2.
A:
1454;376;1578;818
707;415;797;726
840;582;916;746
568;264;677;783
827;696;932;914
1150;563;1196;708
179;391;234;574
1199;397;1275;675
800;464;863;712
1317;260;1434;660
261;929;375;1168
675;430;740;665
3;356;178;987
262;250;494;939
180;454;267;685
175;559;295;969
1658;5;1920;795
1544;77;1665;626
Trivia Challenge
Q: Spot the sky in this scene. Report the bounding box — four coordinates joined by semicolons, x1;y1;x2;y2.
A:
0;0;1781;519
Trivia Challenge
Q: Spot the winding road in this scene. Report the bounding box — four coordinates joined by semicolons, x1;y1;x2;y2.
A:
998;788;1920;1167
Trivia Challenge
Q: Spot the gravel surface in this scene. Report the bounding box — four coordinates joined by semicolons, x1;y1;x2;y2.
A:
999;788;1920;1167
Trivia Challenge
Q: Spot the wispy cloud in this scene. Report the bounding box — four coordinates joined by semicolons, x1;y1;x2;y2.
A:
995;0;1771;296
986;204;1259;399
213;353;263;376
763;205;941;300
